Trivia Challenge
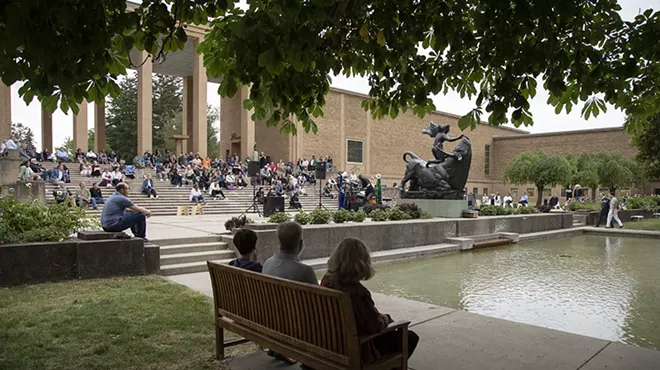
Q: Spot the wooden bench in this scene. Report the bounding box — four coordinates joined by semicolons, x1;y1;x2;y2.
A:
630;215;644;221
208;262;411;370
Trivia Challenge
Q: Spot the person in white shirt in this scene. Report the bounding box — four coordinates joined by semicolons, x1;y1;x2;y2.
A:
111;169;123;186
5;136;18;150
209;181;225;200
503;193;513;207
190;184;205;204
494;193;502;206
225;173;236;186
606;191;624;229
100;168;113;186
481;194;489;207
86;150;97;160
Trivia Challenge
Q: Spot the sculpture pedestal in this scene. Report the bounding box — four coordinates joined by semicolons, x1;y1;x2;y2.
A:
398;199;468;218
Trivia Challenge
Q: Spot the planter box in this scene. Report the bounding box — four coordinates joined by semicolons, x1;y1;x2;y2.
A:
0;232;158;287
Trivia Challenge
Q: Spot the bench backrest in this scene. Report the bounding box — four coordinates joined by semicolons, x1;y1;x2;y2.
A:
208;262;360;366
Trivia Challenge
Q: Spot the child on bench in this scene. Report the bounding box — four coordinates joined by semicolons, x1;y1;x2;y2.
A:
229;229;263;273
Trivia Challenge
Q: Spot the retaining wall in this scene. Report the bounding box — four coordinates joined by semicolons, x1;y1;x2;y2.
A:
241;213;574;262
575;209;655;226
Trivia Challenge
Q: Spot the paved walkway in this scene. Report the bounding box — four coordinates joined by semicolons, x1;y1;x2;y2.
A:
167;272;660;370
144;214;267;240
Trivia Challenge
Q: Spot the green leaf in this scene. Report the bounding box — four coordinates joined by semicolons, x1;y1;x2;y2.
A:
359;25;369;42
258;49;274;67
376;31;386;46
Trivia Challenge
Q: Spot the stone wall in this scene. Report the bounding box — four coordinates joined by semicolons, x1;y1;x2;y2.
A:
241;213;573;263
0;232;158;287
4;180;46;204
575;209;655;226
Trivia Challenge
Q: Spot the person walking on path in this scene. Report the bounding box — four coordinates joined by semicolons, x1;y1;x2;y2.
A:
595;193;610;227
606;191;624;229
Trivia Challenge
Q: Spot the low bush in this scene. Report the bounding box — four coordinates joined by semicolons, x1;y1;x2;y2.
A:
519;205;539;214
568;200;599;212
388;208;412;221
268;212;291;224
362;203;390;215
479;205;497;216
396;203;422;219
293;210;311;225
310;209;332;224
351;210;366;223
480;205;528;216
224;215;253;231
333;209;352;223
627;196;660;212
370;209;390;222
511;207;521;215
0;196;99;244
420;211;434;219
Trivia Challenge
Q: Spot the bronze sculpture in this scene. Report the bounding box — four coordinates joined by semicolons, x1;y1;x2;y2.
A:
400;122;472;199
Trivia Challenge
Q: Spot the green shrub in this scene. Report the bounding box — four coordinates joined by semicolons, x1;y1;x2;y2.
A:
0;196;99;244
293;210;311;225
420;211;434;219
479;205;497;216
351;210;366;222
362;203;390;215
224;215;253;231
310;209;332;224
370;209;390;221
568;200;599;212
333;209;352;223
396;203;421;219
502;206;514;215
518;205;539;214
493;206;507;215
388;208;412;221
511;207;521;215
268;212;291;224
627;196;660;212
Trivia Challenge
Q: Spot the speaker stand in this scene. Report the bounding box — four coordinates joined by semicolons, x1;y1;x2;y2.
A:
241;181;262;217
316;180;329;211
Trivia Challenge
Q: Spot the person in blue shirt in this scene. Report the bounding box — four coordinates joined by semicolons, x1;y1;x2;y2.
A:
101;183;152;239
229;229;263;273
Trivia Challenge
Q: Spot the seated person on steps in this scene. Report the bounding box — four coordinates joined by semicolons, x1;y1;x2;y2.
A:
101;183;152;240
189;184;205;204
320;238;420;367
141;174;159;199
229;229;262;273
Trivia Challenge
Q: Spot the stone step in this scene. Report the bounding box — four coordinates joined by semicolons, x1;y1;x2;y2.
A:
155;235;227;246
160;249;236;265
303;243;461;270
160;259;233;276
159;241;229;255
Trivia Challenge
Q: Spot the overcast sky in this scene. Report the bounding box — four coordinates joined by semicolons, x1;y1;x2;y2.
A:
9;0;657;149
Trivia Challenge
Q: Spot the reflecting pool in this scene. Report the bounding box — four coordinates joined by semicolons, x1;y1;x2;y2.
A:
364;235;660;350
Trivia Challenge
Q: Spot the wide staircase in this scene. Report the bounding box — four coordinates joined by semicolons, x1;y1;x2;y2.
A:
158;235;235;275
44;165;338;216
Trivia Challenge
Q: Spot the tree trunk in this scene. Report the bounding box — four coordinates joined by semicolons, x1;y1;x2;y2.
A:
591;187;597;201
536;185;544;207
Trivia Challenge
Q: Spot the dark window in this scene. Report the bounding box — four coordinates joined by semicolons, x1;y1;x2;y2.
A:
347;140;364;164
472;187;479;195
484;145;491;175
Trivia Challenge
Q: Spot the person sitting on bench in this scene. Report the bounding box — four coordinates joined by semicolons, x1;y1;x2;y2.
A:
229;229;262;273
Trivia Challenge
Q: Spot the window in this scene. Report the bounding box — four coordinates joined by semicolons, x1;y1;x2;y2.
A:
484;145;491;175
511;188;519;198
527;188;535;197
346;139;364;164
543;188;552;198
483;188;489;196
473;187;479;195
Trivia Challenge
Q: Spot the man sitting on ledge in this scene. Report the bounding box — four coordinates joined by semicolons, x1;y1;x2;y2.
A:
101;183;152;240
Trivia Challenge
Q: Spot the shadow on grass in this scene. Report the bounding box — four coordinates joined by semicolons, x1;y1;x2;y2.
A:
0;276;257;370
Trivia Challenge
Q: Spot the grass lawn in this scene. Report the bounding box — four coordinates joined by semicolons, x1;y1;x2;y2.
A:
625;218;660;231
0;276;255;370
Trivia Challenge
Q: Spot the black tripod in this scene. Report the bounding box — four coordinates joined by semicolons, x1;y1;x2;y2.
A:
241;177;262;217
316;179;329;211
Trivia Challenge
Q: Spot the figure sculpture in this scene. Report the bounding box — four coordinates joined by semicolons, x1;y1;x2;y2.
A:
400;122;472;199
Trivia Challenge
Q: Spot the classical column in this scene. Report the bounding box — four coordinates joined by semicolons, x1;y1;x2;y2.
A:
182;76;194;154
0;83;11;140
239;86;255;160
191;37;207;157
73;100;88;151
137;51;153;155
94;103;105;152
41;107;53;152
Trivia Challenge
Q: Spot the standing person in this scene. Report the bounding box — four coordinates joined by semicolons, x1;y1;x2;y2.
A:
101;183;152;239
595;193;610;227
319;238;419;367
606;191;624;229
141;174;159;199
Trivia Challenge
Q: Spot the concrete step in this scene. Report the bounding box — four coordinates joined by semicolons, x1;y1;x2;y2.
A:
159;241;229;255
160;259;233;276
160;249;236;265
155;235;227;247
304;243;461;270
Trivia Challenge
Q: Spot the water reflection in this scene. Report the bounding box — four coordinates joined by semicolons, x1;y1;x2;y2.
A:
364;235;660;350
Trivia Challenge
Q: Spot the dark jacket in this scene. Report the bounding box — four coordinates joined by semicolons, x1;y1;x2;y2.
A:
600;197;611;212
229;258;263;273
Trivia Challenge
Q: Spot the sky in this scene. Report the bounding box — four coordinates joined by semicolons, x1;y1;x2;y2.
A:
8;0;658;149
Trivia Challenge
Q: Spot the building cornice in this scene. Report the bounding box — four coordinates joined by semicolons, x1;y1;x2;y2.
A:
493;126;624;140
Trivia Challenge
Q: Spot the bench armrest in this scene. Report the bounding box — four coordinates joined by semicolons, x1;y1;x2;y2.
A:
359;321;411;344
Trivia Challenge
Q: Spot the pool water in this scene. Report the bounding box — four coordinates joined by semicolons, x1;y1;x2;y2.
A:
363;235;660;350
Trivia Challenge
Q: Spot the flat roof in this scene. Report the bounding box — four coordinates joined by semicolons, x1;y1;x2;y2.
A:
493;126;624;140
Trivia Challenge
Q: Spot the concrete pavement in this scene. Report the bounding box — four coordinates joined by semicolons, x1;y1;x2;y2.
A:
167;271;660;370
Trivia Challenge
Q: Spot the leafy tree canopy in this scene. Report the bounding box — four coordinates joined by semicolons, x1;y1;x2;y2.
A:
566;153;600;192
2;1;659;133
504;151;571;205
631;114;660;179
593;152;641;192
10;122;36;151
